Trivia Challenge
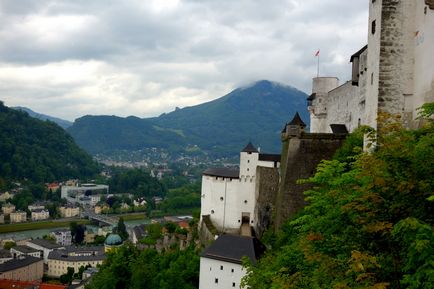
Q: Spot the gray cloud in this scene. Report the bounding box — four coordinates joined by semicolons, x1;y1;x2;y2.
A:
0;0;368;121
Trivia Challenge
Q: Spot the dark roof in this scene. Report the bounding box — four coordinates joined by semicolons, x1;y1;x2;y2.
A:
258;154;281;162
28;239;63;249
330;124;349;134
288;112;306;127
133;225;147;240
12;245;39;254
201;235;266;265
0;256;42;273
241;142;258;153
307;93;316;101
203;168;240;179
48;246;106;262
350;45;368;62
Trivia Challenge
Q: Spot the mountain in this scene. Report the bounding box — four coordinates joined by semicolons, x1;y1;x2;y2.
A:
0;101;99;183
13;106;73;129
68;80;310;156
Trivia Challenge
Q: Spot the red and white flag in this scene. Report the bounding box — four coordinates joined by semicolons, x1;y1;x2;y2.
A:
314;50;320;57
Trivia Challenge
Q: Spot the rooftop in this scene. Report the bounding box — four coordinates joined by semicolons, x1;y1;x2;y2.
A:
258;153;281;162
201;234;266;265
0;256;42;273
288;112;306;127
28;239;64;249
242;142;259;153
203;168;240;179
48;246;106;262
12;245;39;254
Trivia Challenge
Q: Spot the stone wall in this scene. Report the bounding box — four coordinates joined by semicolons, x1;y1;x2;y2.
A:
274;133;346;230
254;166;279;237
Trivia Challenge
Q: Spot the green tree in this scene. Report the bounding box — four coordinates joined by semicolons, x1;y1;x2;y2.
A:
116;217;129;241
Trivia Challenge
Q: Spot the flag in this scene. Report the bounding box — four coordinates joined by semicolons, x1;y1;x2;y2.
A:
415;31;419;37
315;50;320;57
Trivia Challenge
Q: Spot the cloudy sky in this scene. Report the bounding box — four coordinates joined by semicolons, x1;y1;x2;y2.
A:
0;0;368;121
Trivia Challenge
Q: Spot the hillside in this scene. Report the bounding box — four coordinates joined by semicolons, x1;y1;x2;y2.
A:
13;106;73;129
68;80;309;156
0;101;99;184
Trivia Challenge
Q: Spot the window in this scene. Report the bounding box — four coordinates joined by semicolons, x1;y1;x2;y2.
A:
211;210;215;214
371;73;374;85
210;267;212;271
231;268;234;273
220;197;224;201
247;168;249;172
233;282;236;287
371;20;376;34
244;200;248;204
215;278;218;284
247;160;250;163
220;265;223;270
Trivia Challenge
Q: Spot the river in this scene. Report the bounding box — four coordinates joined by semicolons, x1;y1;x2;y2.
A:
0;219;151;242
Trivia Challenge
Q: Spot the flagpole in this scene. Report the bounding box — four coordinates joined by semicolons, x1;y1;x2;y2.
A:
317;52;320;77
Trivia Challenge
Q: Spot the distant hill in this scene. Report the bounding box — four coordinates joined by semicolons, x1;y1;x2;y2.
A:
13;106;73;129
0;101;99;183
68;80;310;156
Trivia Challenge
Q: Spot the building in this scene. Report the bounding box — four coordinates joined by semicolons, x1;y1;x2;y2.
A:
31;209;50;221
10;211;27;223
2;203;16;216
308;0;434;134
0;214;4;224
0;256;44;282
28;203;46;212
199;235;266;289
0;192;14;202
131;225;147;244
59;205;80;218
47;183;60;192
200;142;280;235
61;184;109;201
47;246;106;278
0;249;12;264
26;239;64;264
104;234;123;252
50;230;72;246
0;280;67;289
10;246;41;259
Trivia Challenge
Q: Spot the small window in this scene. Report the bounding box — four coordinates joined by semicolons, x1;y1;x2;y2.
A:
220;197;224;201
210;267;212;271
238;220;241;223
211;210;215;214
231;268;234;273
220;265;223;270
233;282;236;287
371;20;376;34
215;278;218;284
371;73;374;85
247;160;250;163
244;200;248;204
247;168;249;172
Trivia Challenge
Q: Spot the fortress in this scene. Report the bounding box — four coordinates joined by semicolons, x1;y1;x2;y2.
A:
200;0;434;240
309;0;434;134
199;1;433;287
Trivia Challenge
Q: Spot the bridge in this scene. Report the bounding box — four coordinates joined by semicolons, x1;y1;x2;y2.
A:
82;207;118;226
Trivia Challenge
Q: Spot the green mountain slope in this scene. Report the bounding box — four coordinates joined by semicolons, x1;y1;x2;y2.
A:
0;101;99;183
13;106;73;129
68;80;310;156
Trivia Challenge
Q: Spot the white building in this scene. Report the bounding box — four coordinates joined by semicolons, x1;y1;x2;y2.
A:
26;239;64;264
2;203;15;216
50;229;73;246
10;211;27;223
61;184;109;200
199;234;265;289
59;205;80;218
10;246;41;259
28;203;45;212
200;143;280;234
31;209;50;221
308;0;434;134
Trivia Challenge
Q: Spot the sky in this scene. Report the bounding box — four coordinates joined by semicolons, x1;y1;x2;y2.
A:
0;0;368;121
